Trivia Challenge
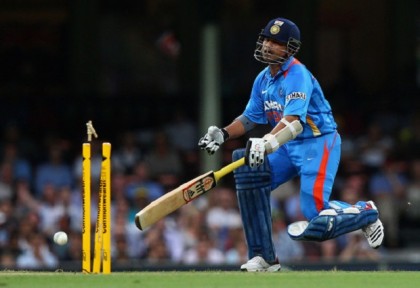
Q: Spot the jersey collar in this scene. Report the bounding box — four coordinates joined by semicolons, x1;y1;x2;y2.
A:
265;57;296;79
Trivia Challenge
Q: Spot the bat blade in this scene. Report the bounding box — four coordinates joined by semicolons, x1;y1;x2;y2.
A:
134;157;245;231
135;171;216;230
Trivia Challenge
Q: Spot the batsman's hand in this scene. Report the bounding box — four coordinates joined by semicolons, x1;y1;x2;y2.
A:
245;134;279;168
245;138;266;168
198;126;227;155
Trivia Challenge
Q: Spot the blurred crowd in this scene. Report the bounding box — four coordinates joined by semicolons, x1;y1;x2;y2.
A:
1;109;420;270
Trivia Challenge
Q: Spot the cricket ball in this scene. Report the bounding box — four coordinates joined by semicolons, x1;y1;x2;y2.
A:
53;231;68;245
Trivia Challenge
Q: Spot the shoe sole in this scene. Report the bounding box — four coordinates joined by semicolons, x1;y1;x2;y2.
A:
364;201;384;249
240;264;281;272
363;219;384;249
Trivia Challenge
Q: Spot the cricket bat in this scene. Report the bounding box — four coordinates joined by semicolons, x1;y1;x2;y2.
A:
134;119;303;231
134;157;245;230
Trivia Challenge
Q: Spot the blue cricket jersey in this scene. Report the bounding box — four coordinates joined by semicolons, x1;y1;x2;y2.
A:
243;57;337;139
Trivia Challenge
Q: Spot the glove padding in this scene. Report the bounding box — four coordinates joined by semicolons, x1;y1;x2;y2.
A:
245;138;266;168
245;134;279;168
198;126;226;155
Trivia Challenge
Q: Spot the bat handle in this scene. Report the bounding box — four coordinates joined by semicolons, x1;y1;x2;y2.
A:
214;157;245;182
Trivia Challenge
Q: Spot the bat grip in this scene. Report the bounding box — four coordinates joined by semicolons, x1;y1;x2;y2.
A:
214;157;245;182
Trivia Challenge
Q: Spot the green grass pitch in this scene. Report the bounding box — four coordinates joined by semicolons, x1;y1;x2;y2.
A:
0;271;419;288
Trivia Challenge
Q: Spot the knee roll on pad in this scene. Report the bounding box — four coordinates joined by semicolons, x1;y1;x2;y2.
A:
287;208;379;241
232;149;276;262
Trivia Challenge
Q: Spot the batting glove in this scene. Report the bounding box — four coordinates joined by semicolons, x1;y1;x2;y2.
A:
245;138;266;168
198;126;228;155
245;134;279;168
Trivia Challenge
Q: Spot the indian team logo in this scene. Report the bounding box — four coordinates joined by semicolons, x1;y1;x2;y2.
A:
270;25;280;35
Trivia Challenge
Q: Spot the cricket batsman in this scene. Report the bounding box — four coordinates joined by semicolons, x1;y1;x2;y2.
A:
199;17;384;272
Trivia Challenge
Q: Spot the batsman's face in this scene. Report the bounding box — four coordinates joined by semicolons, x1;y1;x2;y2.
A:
262;38;287;62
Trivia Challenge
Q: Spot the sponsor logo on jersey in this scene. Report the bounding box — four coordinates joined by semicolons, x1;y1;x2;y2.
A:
264;100;283;111
286;92;306;104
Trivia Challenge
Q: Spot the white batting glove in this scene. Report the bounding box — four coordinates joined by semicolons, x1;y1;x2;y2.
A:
245;138;266;168
245;134;279;168
198;126;227;155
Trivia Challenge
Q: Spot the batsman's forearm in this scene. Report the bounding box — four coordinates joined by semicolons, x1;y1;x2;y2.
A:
270;115;299;135
272;119;303;145
224;119;246;140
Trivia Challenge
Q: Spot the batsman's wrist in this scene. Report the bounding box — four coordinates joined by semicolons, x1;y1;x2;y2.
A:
221;128;229;141
263;133;279;153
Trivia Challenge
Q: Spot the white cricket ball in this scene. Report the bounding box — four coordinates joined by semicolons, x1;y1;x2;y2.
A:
53;231;68;245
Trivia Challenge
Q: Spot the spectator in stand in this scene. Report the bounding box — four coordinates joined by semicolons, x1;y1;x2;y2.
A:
113;234;131;265
225;232;248;265
143;219;184;263
397;114;420;160
339;230;380;262
182;230;225;265
356;122;394;174
205;187;242;250
16;231;58;269
112;130;143;175
176;205;206;251
0;199;17;250
13;180;39;219
338;175;369;207
16;211;41;253
271;212;304;262
164;109;199;180
0;142;32;184
113;197;145;259
283;180;305;224
55;231;82;263
55;185;81;234
110;170;128;203
402;158;420;228
145;130;183;190
145;237;170;264
164;108;198;153
37;184;66;237
0;250;16;269
369;157;408;247
0;162;14;201
34;140;73;198
125;160;165;220
1;123;37;166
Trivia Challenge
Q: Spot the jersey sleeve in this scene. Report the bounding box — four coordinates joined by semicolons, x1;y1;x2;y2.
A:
242;70;268;125
282;65;313;123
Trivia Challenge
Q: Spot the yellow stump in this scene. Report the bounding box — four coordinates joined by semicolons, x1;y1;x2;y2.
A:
82;143;91;274
102;142;112;274
93;142;112;274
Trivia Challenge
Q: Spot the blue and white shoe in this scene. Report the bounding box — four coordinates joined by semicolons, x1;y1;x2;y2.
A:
240;256;281;272
362;201;385;249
